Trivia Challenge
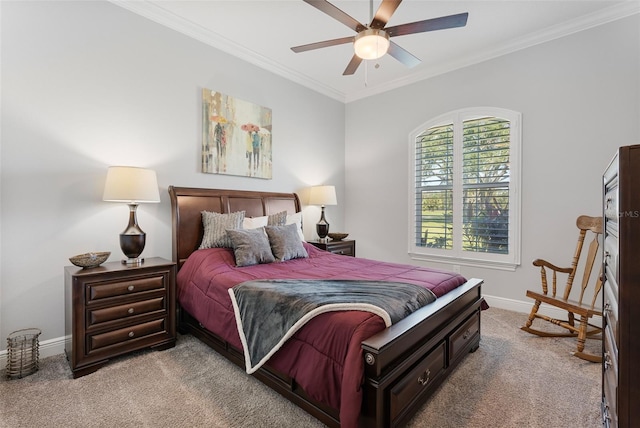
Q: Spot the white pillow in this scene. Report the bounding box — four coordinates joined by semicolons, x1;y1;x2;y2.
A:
243;216;268;230
286;212;305;242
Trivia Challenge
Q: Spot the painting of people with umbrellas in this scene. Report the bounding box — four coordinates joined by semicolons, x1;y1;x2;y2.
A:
202;89;272;179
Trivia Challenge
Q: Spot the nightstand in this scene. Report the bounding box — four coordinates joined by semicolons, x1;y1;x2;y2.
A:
309;239;355;257
64;257;176;378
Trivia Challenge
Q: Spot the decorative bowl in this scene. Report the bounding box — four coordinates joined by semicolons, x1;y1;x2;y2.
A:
69;252;110;269
328;232;349;241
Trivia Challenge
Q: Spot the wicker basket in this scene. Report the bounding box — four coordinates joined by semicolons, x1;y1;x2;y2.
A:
6;328;41;379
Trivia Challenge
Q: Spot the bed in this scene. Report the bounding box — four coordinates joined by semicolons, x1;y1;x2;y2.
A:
169;186;484;428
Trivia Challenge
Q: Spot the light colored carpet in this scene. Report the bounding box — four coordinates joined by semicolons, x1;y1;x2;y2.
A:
0;308;602;427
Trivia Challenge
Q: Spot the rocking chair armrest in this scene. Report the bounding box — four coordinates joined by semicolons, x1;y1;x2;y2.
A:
532;258;573;274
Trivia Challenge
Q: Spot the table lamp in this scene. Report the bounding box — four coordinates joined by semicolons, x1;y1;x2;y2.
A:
309;185;337;240
103;166;160;265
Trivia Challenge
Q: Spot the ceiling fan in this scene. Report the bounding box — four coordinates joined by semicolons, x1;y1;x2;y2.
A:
291;0;468;75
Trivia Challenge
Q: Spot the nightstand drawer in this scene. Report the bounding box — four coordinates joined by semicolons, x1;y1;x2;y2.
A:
89;318;166;352
309;239;356;257
88;297;166;327
327;241;354;256
87;275;165;303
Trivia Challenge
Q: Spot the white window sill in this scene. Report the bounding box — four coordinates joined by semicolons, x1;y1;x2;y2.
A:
409;252;519;272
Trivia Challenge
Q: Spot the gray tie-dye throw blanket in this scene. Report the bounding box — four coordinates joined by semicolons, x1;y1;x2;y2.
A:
228;279;437;374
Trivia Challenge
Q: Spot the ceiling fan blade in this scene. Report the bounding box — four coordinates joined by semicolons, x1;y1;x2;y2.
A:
291;36;354;53
386;12;469;37
343;55;363;75
387;41;421;68
303;0;367;33
370;0;402;29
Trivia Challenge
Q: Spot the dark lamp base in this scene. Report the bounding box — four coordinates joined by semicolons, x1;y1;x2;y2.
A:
316;206;330;239
119;203;147;264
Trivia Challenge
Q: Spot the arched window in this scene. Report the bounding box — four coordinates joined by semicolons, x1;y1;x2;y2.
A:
409;107;521;270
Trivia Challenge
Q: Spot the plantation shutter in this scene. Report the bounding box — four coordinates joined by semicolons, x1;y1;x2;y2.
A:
461;117;511;254
414;123;454;249
410;107;520;270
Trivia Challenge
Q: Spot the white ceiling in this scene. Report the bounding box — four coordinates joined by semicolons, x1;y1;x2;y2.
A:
114;0;640;102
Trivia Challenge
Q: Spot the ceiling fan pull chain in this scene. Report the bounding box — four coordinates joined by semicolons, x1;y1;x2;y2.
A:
364;60;368;87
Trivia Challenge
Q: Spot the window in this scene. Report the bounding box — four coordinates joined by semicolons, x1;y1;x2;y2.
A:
409;108;521;270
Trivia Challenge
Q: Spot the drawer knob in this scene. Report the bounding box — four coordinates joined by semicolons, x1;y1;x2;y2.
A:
365;353;376;365
604;351;611;370
603;405;611;426
127;285;134;291
417;369;431;386
127;308;134;314
462;329;471;340
128;331;135;338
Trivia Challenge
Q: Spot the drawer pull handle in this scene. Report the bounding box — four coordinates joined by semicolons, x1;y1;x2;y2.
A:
127;285;134;291
604;351;611;370
462;329;471;340
128;331;135;338
127;308;134;314
417;369;431;386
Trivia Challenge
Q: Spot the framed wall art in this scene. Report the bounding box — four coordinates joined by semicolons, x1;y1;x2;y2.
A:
202;89;272;179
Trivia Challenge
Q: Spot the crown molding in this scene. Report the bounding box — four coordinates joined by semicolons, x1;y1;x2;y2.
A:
346;1;640;102
111;1;639;104
110;0;347;102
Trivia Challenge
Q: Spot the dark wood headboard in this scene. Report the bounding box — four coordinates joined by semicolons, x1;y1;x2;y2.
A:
168;186;301;270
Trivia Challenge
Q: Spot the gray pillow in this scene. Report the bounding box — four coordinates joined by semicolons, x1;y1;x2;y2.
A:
267;211;287;226
227;227;275;267
265;224;308;261
199;210;245;249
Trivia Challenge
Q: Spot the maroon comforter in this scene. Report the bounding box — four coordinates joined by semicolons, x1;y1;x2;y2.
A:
176;243;467;427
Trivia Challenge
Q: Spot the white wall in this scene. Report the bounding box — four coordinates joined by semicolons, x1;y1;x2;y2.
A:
2;2;638;359
0;1;346;353
345;15;640;311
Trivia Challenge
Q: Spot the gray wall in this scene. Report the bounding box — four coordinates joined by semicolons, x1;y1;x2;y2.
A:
0;1;346;353
345;14;640;311
2;1;638;358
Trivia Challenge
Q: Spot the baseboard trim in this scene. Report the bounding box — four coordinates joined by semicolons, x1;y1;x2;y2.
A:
0;336;66;373
0;295;599;370
483;293;602;328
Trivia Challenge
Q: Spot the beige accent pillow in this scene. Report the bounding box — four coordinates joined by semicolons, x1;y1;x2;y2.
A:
199;210;245;249
267;211;287;226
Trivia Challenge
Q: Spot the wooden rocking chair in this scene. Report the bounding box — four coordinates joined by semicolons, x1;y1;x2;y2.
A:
521;215;603;362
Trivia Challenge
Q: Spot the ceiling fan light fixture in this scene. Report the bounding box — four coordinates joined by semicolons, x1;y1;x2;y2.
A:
354;28;390;60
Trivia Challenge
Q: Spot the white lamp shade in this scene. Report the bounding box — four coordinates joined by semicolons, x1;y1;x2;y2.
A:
309;185;337;206
354;29;390;60
103;166;160;203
